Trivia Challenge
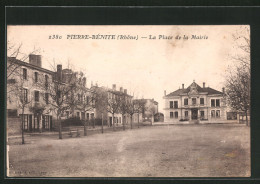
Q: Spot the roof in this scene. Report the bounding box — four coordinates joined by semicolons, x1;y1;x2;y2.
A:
7;57;54;75
107;89;133;97
166;82;223;97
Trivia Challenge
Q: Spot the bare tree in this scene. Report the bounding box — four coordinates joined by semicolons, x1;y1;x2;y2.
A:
127;100;136;129
76;74;98;136
44;64;77;139
225;26;250;126
7;58;34;144
134;99;146;128
107;91;122;131
7;42;40;82
119;94;130;131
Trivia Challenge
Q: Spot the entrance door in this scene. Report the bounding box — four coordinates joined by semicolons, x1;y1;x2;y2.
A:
191;109;198;120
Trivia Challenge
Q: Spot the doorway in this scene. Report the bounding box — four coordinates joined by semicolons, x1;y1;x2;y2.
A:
191;109;198;120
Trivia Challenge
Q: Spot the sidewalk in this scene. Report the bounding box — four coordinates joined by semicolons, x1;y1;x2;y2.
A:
7;123;144;140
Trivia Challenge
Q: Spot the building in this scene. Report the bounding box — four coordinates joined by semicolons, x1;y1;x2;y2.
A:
7;55;55;133
93;84;133;127
6;55;95;134
163;81;227;123
133;98;159;123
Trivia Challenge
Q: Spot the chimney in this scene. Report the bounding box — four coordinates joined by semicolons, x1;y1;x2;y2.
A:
222;87;225;94
57;64;62;82
164;90;166;96
112;84;116;91
29;54;42;67
91;81;93;87
120;87;123;92
124;89;127;94
182;84;184;89
203;82;205;88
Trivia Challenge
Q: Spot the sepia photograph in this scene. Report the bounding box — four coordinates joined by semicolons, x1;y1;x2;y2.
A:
6;25;250;177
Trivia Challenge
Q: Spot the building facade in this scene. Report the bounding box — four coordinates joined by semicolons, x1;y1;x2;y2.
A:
7;55;55;133
163;81;227;123
7;55;95;133
93;84;133;127
133;98;159;123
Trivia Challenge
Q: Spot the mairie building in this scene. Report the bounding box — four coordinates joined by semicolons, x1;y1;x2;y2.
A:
163;81;227;123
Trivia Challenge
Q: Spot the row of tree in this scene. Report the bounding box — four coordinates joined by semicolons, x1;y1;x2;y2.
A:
225;26;250;126
7;47;152;143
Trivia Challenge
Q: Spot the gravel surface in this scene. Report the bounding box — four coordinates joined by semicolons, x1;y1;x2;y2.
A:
7;124;250;177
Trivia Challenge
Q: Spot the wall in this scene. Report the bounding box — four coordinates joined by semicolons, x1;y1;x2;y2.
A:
7;117;21;136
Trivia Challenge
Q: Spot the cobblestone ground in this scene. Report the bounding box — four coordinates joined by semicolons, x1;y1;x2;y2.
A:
7;123;250;177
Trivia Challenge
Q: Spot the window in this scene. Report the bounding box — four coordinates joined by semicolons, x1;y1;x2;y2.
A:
216;110;220;118
91;113;94;119
211;110;215;118
77;112;80;118
34;72;38;82
66;111;70;118
86;113;89;120
34;91;39;102
23;88;28;103
200;111;205;118
211;99;215;107
45;93;49;104
192;98;196;105
174;112;178;118
170;101;173;108
23;68;27;80
185;111;188;117
170;112;173;118
45;75;49;88
87;96;89;105
216;99;220;107
174;101;178;108
184;98;188;105
200;98;204;105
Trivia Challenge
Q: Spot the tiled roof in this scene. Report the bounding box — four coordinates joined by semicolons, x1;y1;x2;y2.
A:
166;82;223;97
7;57;54;75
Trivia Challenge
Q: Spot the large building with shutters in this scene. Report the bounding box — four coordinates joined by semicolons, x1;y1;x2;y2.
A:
163;81;227;123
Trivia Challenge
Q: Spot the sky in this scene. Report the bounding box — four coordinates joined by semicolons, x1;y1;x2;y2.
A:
7;25;249;112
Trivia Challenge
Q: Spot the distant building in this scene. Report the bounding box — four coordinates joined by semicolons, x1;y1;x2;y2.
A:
93;84;133;126
163;81;227;123
133;98;158;123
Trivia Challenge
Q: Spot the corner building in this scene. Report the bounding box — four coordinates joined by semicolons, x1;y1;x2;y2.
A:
163;81;227;123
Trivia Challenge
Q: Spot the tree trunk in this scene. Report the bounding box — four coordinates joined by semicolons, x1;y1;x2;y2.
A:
101;113;104;134
123;115;125;131
151;113;154;126
137;112;139;128
92;118;94;128
58;115;62;139
130;115;133;129
84;120;87;136
245;110;249;126
112;114;115;131
21;108;25;144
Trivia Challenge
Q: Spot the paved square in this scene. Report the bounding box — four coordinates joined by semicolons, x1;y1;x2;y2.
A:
8;124;250;177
